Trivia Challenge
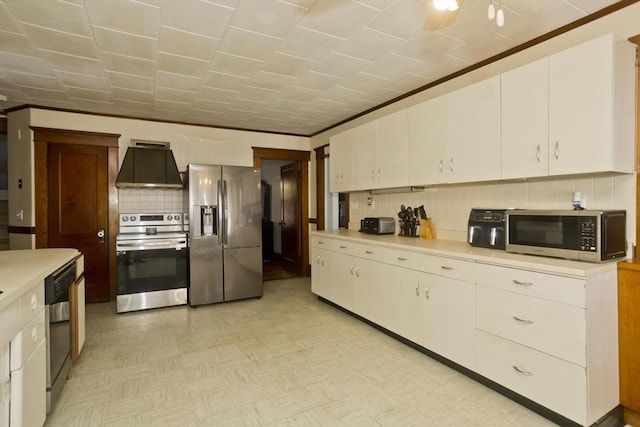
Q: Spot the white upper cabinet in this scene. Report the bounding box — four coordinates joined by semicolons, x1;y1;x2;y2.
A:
408;94;449;185
501;58;550;179
446;76;501;183
350;121;377;191
548;33;635;176
329;130;352;193
376;110;409;189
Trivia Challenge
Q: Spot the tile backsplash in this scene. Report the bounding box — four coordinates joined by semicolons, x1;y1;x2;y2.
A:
119;188;185;213
348;173;636;250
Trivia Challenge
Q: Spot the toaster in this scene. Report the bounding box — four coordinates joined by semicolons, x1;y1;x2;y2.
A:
360;217;395;235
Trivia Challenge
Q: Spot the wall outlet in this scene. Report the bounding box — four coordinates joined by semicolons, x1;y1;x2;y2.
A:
351;201;359;210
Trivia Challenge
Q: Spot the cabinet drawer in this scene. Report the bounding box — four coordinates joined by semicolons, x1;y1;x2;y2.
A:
0;301;20;344
311;236;332;248
354;246;422;270
476;263;586;307
476;330;587;425
19;284;45;328
10;310;45;371
76;254;85;278
477;285;586;366
423;256;475;282
331;239;363;256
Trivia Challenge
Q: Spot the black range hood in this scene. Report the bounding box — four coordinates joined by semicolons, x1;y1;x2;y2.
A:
116;141;183;189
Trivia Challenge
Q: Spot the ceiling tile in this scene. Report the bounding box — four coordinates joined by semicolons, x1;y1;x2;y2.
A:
190;98;230;112
297;0;379;39
362;52;424;80
17;86;71;102
153;99;191;111
277;26;344;61
217;26;282;61
101;52;156;77
2;72;62;92
68;87;112;101
293;71;340;91
158;26;218;61
113;98;153;112
21;24;98;59
155;86;196;103
161;0;233;39
262;52;316;77
39;50;105;76
0;2;24;34
85;0;160;38
156;52;209;78
366;0;425;39
0;30;39;57
209;52;263;78
447;32;518;65
92;26;158;60
111;87;154;103
393;31;465;62
335;71;390;94
197;86;238;103
277;85;322;103
334;27;403;62
236;85;278;103
248;71;296;91
106;71;154;92
202;71;250;91
229;0;306;38
156;71;203;92
311;52;370;78
0;52;52;75
5;0;92;36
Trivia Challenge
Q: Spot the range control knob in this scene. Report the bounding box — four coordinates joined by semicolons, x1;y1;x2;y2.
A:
167;215;173;221
122;216;129;222
130;216;136;222
174;214;180;221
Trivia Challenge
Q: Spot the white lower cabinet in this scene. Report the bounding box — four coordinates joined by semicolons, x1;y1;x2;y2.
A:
383;265;424;345
310;233;618;426
423;274;475;370
476;330;587;424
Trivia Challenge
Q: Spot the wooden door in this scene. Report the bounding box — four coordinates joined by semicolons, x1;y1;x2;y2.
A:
280;162;299;274
47;143;110;302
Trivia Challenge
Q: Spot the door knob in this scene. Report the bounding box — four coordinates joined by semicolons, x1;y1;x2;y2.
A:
97;229;105;239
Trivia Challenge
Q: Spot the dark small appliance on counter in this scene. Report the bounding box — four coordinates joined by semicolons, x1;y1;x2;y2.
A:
468;208;511;249
506;209;627;262
360;217;395;235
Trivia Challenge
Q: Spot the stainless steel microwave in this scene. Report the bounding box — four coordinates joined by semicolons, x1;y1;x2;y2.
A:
506;210;627;262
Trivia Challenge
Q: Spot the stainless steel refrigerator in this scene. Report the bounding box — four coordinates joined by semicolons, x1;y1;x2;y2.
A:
187;163;263;305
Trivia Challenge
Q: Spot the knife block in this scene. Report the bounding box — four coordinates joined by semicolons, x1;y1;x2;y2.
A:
419;218;436;240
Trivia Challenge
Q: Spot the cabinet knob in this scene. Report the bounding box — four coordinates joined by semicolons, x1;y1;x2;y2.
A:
321;257;325;266
449;157;454;172
512;315;533;325
425;284;430;300
350;265;354;275
554;141;560;159
415;283;420;296
355;267;360;278
31;326;38;343
536;145;541;162
440;265;453;271
512;279;533;287
30;294;38;311
439;159;444;173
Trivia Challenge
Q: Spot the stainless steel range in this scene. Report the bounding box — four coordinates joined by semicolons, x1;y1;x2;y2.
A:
116;213;188;313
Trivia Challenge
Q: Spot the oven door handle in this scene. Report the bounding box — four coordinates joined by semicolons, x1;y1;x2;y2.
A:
117;239;187;251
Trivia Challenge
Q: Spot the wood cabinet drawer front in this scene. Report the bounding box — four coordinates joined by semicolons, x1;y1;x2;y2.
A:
476;330;587;425
423;256;475;282
10;310;45;371
477;285;586;366
476;263;586;307
311;236;332;248
351;245;389;263
331;240;363;255
19;285;45;328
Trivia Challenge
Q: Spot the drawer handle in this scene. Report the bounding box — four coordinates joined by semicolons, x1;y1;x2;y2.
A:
350;265;354;275
398;257;407;261
512;316;533;325
340;245;347;249
512;365;533;376
318;241;324;245
440;266;453;270
512;280;533;287
415;283;420;296
316;256;321;264
31;326;38;343
31;294;38;310
355;267;360;278
365;251;374;254
425;284;430;300
321;257;325;266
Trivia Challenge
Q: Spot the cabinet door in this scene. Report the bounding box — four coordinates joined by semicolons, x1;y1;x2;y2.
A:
311;246;331;299
354;257;386;325
376;110;408;189
408;95;448;185
331;254;355;311
447;76;501;183
423;274;475;369
350;122;377;191
384;266;423;344
501;58;549;179
548;33;614;176
10;340;46;427
329;132;352;193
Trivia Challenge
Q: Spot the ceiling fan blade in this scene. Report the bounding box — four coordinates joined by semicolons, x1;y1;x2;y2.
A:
424;0;464;31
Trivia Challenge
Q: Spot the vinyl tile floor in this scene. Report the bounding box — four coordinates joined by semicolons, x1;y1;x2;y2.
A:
45;278;558;427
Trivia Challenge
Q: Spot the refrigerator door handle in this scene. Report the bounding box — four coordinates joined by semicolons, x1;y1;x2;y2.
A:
217;179;222;245
222;179;228;245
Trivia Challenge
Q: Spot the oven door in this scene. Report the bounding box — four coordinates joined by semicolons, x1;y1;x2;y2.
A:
117;245;189;295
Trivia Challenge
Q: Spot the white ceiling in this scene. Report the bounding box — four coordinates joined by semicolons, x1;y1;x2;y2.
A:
0;0;621;136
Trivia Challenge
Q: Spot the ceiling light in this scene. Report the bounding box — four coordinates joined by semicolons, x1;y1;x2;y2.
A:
0;94;7;102
433;0;459;11
496;8;505;27
488;1;495;20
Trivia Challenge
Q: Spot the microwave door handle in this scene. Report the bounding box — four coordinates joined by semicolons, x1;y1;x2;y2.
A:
468;225;480;244
490;227;497;246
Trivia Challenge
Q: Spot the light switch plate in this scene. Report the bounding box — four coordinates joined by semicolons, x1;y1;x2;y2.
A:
351;201;359;210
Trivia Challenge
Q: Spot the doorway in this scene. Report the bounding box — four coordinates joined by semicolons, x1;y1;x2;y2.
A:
252;147;310;278
34;127;120;302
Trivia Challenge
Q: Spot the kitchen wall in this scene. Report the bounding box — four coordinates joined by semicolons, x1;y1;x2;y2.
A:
7;108;310;248
348;173;636;253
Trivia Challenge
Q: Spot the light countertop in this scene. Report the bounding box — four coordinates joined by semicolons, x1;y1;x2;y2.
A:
0;248;80;311
311;230;619;278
